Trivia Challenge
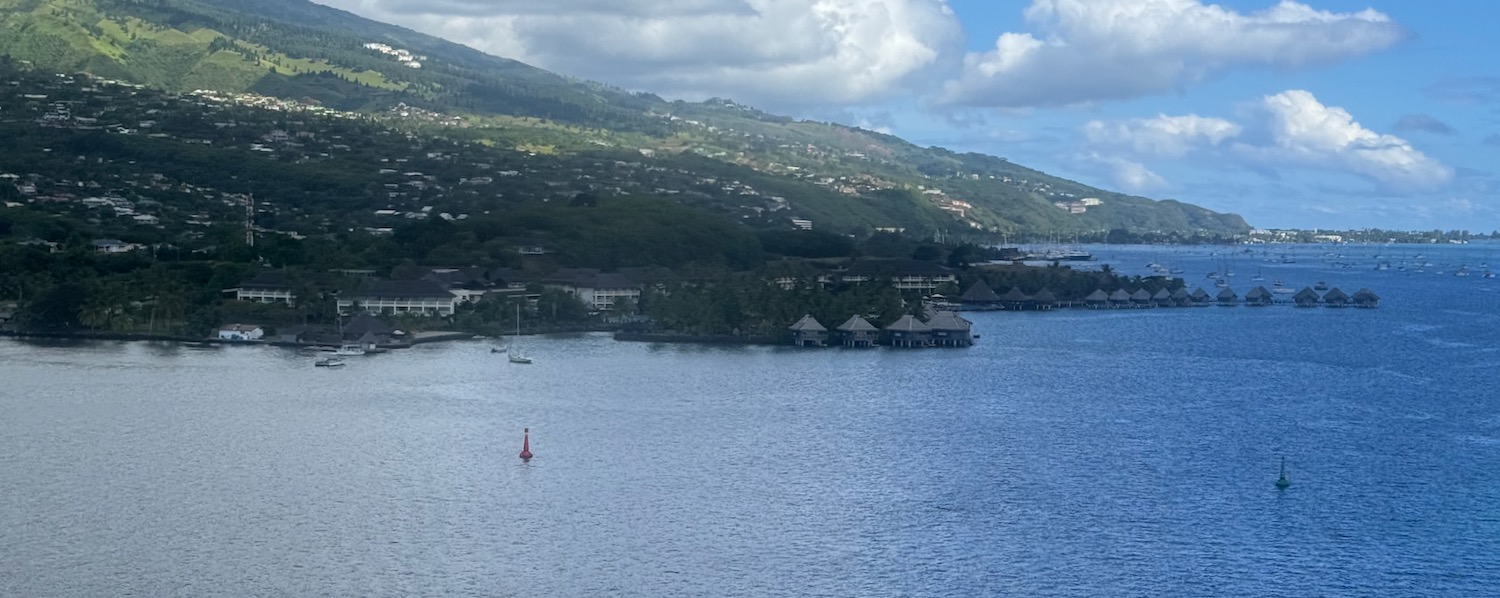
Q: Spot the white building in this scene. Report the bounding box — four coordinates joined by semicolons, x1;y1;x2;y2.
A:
217;324;264;341
338;280;458;316
541;270;642;312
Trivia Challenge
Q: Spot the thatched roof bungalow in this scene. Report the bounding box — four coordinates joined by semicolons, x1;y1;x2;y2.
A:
1171;288;1191;307
1150;288;1172;307
1030;288;1059;311
1293;287;1320;307
884;314;932;348
835;315;879;347
1109;289;1132;307
1352;288;1379;308
1244;286;1273;306
999;287;1030;310
788;314;829;347
1190;288;1212;306
1217;287;1238;305
1085;289;1110;308
959;280;1002;310
1130;288;1153;306
1323;287;1350;308
926;311;974;347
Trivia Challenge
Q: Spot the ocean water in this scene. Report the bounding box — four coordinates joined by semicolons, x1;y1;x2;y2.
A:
2;244;1498;596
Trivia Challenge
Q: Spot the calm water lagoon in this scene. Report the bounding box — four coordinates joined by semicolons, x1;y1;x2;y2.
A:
3;244;1499;596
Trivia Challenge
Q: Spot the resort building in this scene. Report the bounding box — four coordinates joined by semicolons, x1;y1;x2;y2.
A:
926;311;974;347
835;315;879;347
233;271;297;304
1352;288;1379;308
1322;288;1350;308
789;315;829;347
1190;288;1212;306
541;269;643;312
838;259;958;293
1293;288;1320;307
1217;287;1239;306
1244;286;1273;306
338;279;458;316
884;314;932;348
999;287;1030;310
958;280;1002;310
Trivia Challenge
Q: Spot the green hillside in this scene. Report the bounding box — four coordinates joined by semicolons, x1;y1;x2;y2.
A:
0;0;1251;237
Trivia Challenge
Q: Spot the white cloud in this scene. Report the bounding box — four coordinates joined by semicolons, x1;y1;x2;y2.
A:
316;0;963;107
1083;114;1241;156
1245;90;1452;188
1082;91;1451;191
940;0;1407;108
1080;153;1168;191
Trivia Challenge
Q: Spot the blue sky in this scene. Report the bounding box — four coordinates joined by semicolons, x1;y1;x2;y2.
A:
317;0;1500;232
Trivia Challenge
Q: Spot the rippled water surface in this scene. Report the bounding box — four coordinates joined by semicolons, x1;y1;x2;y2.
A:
3;244;1499;596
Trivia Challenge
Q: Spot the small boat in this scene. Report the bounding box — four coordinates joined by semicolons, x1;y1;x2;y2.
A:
315;357;345;368
334;344;365;356
1314;281;1329;291
508;304;532;364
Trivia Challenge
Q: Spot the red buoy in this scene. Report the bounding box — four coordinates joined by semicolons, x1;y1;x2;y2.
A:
519;428;533;461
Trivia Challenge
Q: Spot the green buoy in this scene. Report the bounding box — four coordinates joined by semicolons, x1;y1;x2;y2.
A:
1275;456;1290;490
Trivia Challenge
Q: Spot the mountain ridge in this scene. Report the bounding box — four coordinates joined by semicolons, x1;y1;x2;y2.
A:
0;0;1252;237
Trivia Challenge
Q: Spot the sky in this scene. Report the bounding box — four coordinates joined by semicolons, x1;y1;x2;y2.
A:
310;0;1500;232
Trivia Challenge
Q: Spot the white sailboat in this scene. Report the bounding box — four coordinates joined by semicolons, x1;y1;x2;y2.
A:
509;304;532;364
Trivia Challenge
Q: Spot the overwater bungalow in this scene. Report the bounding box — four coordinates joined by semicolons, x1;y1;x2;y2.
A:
1170;288;1191;307
958;280;1003;311
1000;287;1030;311
1109;289;1132;308
1085;289;1110;309
1151;288;1172;307
1322;287;1350;308
926;311;975;347
1190;288;1212;306
835;315;880;347
1217;287;1239;306
1352;288;1380;309
1030;288;1059;311
1130;288;1153;307
884;314;932;348
788;314;829;347
1244;286;1273;306
1293;287;1320;307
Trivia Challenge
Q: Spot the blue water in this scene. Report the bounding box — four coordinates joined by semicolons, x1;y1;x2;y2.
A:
1;243;1498;596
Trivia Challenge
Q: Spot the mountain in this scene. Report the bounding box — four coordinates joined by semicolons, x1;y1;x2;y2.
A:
0;0;1251;237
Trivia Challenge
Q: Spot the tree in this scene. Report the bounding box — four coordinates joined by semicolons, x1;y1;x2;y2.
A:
19;282;89;330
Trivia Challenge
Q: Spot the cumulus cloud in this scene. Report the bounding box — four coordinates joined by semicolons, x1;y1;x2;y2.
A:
1392;114;1454;135
316;0;963;107
1077;153;1168;191
1082;114;1241;156
939;0;1408;108
1083;91;1451;191
1245;90;1452;188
